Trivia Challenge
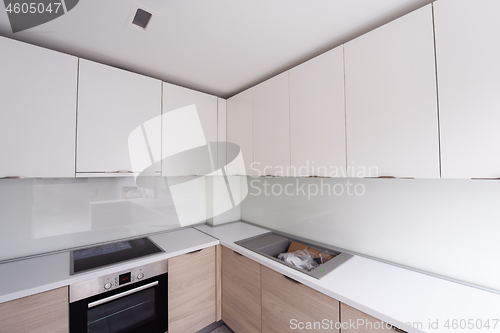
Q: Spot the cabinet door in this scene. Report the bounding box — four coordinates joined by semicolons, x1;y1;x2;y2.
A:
262;266;339;333
222;246;261;333
76;59;161;175
0;287;68;333
345;4;439;178
340;303;394;333
434;0;500;178
227;89;254;176
162;82;218;176
168;246;216;333
290;46;346;177
0;36;77;178
253;72;290;177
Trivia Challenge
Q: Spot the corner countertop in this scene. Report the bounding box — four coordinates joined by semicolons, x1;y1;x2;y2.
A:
196;222;500;333
0;227;219;304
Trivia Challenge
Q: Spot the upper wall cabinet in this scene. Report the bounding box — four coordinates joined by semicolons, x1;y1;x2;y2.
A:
227;89;254;176
0;36;78;178
253;72;290;177
434;0;500;179
76;59;162;175
345;4;440;178
290;46;346;177
162;83;217;176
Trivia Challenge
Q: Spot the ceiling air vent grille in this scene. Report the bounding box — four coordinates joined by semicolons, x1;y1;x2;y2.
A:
132;8;152;29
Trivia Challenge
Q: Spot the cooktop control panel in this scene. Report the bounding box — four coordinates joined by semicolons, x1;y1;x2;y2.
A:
70;259;168;303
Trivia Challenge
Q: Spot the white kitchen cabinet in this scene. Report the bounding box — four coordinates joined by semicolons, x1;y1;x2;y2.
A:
226;89;254;176
290;46;346;177
434;0;500;179
0;36;77;178
76;59;161;175
162;83;217;176
253;72;290;177
344;4;440;178
217;98;227;174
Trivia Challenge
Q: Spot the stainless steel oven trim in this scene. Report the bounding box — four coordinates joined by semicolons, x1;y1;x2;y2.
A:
70;259;168;303
88;281;159;308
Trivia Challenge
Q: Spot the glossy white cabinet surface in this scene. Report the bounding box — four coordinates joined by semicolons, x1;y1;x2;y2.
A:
345;4;440;179
253;72;290;177
217;98;227;174
290;46;346;177
227;89;254;176
162;83;217;176
435;0;500;179
0;36;78;178
76;59;161;174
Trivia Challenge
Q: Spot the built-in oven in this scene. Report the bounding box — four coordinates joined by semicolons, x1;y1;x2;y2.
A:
69;260;168;333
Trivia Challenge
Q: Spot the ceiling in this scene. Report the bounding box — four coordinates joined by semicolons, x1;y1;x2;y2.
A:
0;0;433;99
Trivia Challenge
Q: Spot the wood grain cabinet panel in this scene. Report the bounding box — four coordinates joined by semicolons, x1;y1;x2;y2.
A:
0;287;69;333
261;266;339;333
340;303;395;333
221;246;261;333
168;246;216;333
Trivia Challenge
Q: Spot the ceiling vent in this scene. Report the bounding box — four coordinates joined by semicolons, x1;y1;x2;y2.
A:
132;9;152;29
127;3;157;33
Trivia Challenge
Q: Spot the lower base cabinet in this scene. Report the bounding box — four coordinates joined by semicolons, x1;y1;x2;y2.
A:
222;246;262;333
261;266;340;333
168;246;216;333
340;303;395;333
0;287;69;333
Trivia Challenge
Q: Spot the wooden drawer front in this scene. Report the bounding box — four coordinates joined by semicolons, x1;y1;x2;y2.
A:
168;246;216;333
0;287;69;333
222;246;261;333
341;303;394;333
262;266;339;333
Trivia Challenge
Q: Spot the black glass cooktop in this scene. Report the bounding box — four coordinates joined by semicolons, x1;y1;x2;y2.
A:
71;237;163;275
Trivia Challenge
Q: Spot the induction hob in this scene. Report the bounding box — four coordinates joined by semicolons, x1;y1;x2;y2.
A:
70;237;163;275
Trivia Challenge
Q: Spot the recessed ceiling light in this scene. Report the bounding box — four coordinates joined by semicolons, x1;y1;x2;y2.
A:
132;9;152;29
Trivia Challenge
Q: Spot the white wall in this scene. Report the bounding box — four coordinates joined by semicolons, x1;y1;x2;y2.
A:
241;177;500;292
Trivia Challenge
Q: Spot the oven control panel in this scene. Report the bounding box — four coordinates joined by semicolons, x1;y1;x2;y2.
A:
69;259;168;303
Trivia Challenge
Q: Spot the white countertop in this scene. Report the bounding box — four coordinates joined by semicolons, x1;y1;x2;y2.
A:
0;227;218;304
196;222;500;333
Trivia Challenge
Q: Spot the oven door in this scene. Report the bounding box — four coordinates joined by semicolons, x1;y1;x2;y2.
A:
70;274;168;333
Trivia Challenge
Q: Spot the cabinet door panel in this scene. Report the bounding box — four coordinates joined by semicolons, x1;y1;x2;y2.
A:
162;83;217;176
435;0;500;178
340;303;394;333
168;246;216;333
77;59;161;174
0;36;77;178
262;266;339;333
253;72;290;176
222;246;261;333
290;46;346;177
345;5;439;178
227;89;254;176
0;287;68;333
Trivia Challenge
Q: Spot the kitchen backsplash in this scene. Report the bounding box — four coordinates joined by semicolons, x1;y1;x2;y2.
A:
241;177;500;292
0;177;197;261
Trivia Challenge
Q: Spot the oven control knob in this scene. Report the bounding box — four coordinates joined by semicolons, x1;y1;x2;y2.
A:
137;273;144;280
104;282;112;290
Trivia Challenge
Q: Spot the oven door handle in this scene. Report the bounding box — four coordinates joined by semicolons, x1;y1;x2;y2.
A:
88;281;159;308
